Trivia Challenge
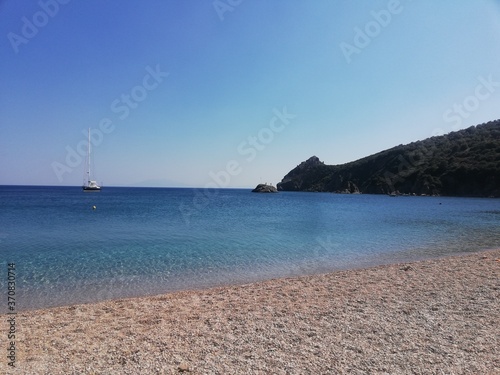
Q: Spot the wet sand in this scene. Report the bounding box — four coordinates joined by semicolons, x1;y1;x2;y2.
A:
2;249;499;374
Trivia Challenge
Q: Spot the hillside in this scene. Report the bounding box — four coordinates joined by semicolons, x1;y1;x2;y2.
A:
277;120;500;197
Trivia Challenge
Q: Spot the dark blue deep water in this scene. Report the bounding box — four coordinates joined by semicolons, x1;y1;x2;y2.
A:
1;185;499;310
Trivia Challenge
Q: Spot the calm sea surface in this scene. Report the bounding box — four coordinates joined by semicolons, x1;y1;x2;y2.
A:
1;185;499;311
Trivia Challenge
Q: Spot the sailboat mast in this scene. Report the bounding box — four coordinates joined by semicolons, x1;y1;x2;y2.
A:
87;128;91;183
82;128;101;191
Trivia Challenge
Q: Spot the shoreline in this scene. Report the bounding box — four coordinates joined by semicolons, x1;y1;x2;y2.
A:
3;249;499;374
13;247;497;313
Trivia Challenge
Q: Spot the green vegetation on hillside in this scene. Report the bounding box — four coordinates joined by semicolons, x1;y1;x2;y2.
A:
277;120;500;197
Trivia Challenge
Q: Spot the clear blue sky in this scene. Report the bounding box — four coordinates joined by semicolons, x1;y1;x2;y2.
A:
1;0;499;187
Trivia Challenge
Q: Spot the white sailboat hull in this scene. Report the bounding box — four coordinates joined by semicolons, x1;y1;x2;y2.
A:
83;179;101;191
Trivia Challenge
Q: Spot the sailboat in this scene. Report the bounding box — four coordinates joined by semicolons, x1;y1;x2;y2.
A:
82;128;101;191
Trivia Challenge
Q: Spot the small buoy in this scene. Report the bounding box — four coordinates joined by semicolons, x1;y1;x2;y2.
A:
92;205;96;210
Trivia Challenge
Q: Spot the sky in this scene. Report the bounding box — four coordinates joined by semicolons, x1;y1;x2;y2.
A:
1;0;499;188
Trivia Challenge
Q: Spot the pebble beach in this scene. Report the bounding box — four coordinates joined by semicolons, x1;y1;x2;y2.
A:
3;249;499;374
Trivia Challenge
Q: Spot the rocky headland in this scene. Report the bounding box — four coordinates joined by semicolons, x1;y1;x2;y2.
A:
277;120;500;197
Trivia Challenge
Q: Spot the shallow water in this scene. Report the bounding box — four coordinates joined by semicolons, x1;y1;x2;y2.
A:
1;186;499;310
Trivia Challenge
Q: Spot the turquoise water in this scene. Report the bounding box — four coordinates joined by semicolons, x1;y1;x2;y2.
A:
1;186;499;311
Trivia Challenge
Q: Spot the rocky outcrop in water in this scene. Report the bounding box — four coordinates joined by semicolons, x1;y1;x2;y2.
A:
252;184;278;193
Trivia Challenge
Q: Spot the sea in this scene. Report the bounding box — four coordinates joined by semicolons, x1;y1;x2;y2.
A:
1;185;499;311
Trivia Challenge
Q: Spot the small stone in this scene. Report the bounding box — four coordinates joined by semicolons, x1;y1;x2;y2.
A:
178;363;190;372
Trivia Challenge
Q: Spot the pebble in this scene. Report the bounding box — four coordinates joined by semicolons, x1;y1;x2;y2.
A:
178;363;190;372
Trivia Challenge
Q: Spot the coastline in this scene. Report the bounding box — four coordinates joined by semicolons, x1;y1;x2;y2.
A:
3;249;499;374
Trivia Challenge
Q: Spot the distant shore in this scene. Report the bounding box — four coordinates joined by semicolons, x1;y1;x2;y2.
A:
3;249;499;374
